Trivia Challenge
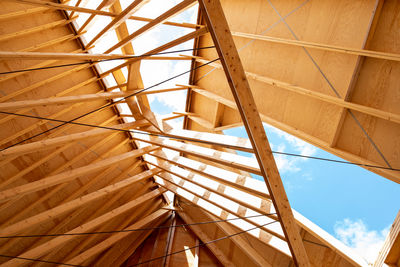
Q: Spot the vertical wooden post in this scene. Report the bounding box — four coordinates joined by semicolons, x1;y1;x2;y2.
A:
197;0;310;266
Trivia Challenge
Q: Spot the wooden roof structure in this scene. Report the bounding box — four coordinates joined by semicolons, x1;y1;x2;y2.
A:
0;0;399;266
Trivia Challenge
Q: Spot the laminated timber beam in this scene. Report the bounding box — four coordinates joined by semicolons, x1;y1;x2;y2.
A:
0;17;76;42
100;27;208;78
85;0;148;48
154;174;284;241
0;127;120;192
328;0;385;148
155;177;291;256
148;150;270;200
104;0;197;53
0;188;167;267
0;51;193;61
231;31;400;62
191;88;400;183
189;208;272;267
51;168;156;262
374;210;400;267
9;0;201;30
129;133;261;175
0;120;148;159
0;168;161;236
0;145;159;203
145;156;277;221
77;0;119;33
198;0;310;265
0;162;145;256
194;58;400;125
0;48;83;83
0;92;146;110
177;211;235;267
64;209;171;266
0;63;90;103
20;172;158;263
144;124;253;153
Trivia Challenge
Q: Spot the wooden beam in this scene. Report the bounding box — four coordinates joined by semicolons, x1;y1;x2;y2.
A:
7;162;145;257
231;31;400;62
0;6;45;20
154;174;283;241
145;126;253;152
0;63;90;103
129;133;261;175
145;156;277;222
0;116;115;191
0;17;75;42
0;51;169;60
0;145;159;203
0;48;83;83
148;150;270;200
0;188;166;267
162;212;177;267
329;0;385;148
197;1;310;265
72;203;168;266
194;58;400;125
177;211;235;267
86;0;147;48
99;26;208;78
200;210;272;267
192;88;400;183
0;168;161;236
213;122;244;132
374;210;400;267
7;0;200;31
0;120;148;159
104;0;197;53
77;0;117;33
0;91;145;110
10;0;115;16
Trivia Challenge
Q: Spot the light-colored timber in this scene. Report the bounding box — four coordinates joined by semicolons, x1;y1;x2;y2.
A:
0;0;397;266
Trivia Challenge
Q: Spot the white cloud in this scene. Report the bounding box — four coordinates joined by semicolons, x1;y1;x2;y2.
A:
334;219;389;265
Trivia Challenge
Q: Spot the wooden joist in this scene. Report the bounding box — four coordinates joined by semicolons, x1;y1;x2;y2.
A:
0;120;148;159
64;209;170;266
0;168;161;236
148;150;270;200
231;31;400;62
100;27;208;77
0;91;140;110
0;188;166;267
145;156;276;221
177;211;235;267
129;132;261;175
0;17;75;42
198;210;272;267
154;174;284;241
192;88;400;183
104;0;197;53
194;58;400;125
198;0;310;265
86;0;147;48
0;145;159;203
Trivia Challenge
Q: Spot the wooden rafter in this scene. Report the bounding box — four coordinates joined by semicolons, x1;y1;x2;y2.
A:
197;0;310;265
0;188;166;267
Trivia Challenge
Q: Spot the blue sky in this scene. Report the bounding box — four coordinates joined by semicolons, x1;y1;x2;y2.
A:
224;126;400;233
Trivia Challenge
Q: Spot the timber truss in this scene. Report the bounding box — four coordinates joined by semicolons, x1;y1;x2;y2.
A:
0;0;398;266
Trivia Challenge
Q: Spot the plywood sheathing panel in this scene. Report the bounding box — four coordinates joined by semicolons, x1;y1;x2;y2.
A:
190;0;400;181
